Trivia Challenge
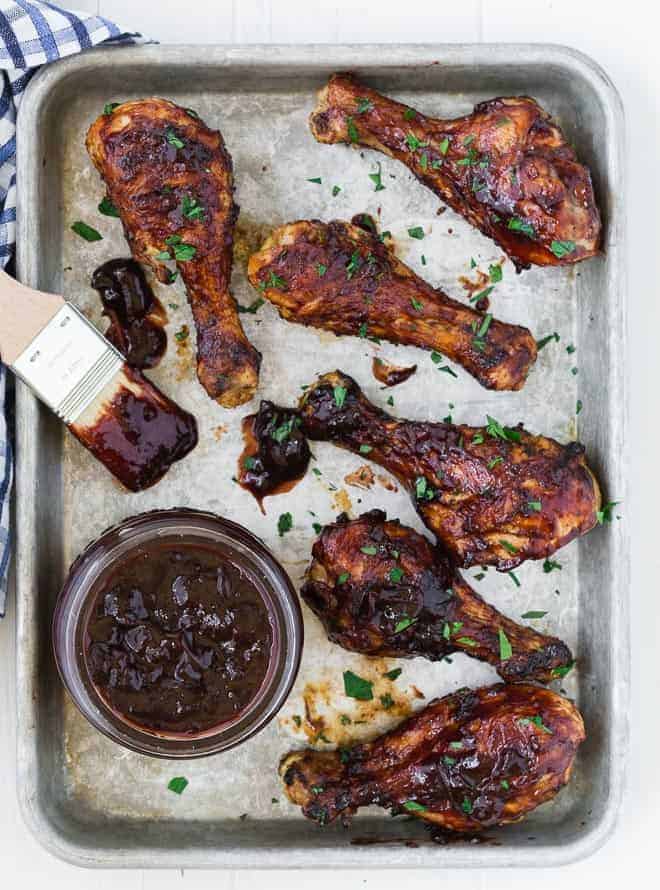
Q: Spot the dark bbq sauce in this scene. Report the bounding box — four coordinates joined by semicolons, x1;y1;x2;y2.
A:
91;258;167;369
372;357;417;387
84;541;273;735
238;401;311;507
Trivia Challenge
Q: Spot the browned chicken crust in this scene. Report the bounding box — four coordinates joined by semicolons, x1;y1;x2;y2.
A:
281;682;585;830
303;510;573;683
247;219;537;391
299;371;601;570
310;74;601;270
86;99;261;407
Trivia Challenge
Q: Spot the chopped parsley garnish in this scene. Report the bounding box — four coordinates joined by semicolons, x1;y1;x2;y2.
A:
472;313;492;350
355;97;374;114
499;539;518;554
551;661;574;679
576;399;583;415
360;545;378;556
456;148;478;166
168;777;188;795
346;116;359;143
403;801;427;813
166;129;185;149
407;226;425;240
311;785;324;794
161;234;196;262
369;162;385;192
383;668;402;682
71;220;102;242
237;297;264;314
103;102;120;115
461;797;474;815
405;133;428;151
566;343;576;354
182;195;204;220
174;325;189;343
359;444;373;454
414;476;434;500
419;152;428;171
343;670;373;701
317;263;327;277
507;217;535;238
421;254;427;265
498;628;512;661
431;351;443;364
410;297;423;311
387;395;394;406
404;108;416;120
277;512;293;536
380;693;394;709
449;741;464;750
307;177;322;184
439;137;450;155
292;715;302;728
358;323;368;338
470;284;494;304
443;756;457;766
489;264;503;283
312;522;323;534
550;240;576;258
472;434;484;445
488;456;503;469
571;367;579;376
597;500;620;524
536;332;560;350
518;715;553;734
456;636;478;647
486;415;521;443
333;385;347;408
337;572;350;584
261;270;286;290
394;616;417;634
543;558;562;573
346;250;361;278
332;185;341;196
389;567;404;583
508;570;521;587
462;134;475;146
501;780;510;790
271;417;296;443
243;456;256;470
521;610;547;619
98;196;119;217
527;500;542;512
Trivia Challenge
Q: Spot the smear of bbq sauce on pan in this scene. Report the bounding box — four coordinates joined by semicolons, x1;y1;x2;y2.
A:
372;357;417;387
238;401;311;510
70;365;198;492
91;258;167;369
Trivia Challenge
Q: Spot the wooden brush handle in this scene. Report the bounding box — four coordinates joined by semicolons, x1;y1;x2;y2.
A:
0;269;65;366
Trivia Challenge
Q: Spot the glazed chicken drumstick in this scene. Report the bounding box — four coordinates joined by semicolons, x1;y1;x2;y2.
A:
310;74;601;270
248;219;537;391
299;371;601;570
303;510;573;683
86;99;261;407
281;683;585;830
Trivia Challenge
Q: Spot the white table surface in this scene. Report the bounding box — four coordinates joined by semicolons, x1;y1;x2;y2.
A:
1;0;654;885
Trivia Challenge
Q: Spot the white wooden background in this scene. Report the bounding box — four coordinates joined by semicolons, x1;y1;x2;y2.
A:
1;1;656;887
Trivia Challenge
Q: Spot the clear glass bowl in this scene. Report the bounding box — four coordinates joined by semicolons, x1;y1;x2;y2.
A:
52;508;303;759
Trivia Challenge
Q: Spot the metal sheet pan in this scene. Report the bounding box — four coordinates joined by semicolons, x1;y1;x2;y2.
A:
14;44;628;868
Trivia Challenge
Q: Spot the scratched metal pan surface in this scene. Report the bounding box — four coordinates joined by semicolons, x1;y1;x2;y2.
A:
14;44;628;868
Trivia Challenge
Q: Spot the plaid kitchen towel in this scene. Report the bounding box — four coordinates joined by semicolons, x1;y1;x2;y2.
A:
0;2;143;616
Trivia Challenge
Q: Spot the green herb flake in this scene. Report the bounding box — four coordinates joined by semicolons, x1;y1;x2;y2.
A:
174;325;189;343
277;512;293;537
461;797;474;815
383;667;402;681
456;636;478;647
501;780;510;790
359;444;373;455
407;226;425;240
168;777;188;795
550;239;576;258
346;116;359;143
264;271;287;290
380;693;394;710
312;522;323;534
543;558;562;574
489;264;503;283
443;756;457;766
368;162;385;192
499;539;518;555
292;715;302;728
71;220;102;242
486;415;521;443
488;456;503;469
498;627;512;661
403;800;427;813
346;250;361;279
333;385;348;408
518;715;553;735
508;570;521;587
332;185;341;196
439;137;450;155
449;741;464;750
536;332;560;350
307;177;322;184
343;670;373;701
360;545;378;556
317;263;327;277
405;133;428;151
355;97;374;114
243;456;256;470
337;572;350;584
576;399;583;415
165;129;185;149
404;108;416;120
507;216;535;238
414;476;434;501
469;284;494;304
182;194;204;220
410;297;423;312
566;343;576;354
237;297;265;314
597;500;620;524
394;616;417;634
386;395;394;407
522;610;547;619
551;661;574;679
389;567;404;583
98;196;119;217
421;254;427;265
103;102;120;115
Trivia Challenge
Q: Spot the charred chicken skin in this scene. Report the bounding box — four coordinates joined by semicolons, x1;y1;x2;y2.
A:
247;219;537;391
299;371;601;570
86;99;261;407
310;74;601;270
303;510;572;683
281;682;585;830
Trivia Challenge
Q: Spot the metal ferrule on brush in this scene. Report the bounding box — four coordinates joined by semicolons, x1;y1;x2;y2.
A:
10;303;123;425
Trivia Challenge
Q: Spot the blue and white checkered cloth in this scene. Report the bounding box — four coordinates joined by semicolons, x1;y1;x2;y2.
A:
0;2;141;616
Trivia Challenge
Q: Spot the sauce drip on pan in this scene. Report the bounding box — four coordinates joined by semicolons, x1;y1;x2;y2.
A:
238;401;311;508
84;540;273;735
70;365;198;492
372;357;417;387
91;258;167;369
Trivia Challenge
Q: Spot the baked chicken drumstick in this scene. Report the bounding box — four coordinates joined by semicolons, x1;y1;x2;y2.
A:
310;74;601;270
86;99;260;407
303;510;572;683
299;371;601;570
248;219;537;391
281;682;585;830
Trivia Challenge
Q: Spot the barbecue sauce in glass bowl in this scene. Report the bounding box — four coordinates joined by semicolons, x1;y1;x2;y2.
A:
53;509;302;757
